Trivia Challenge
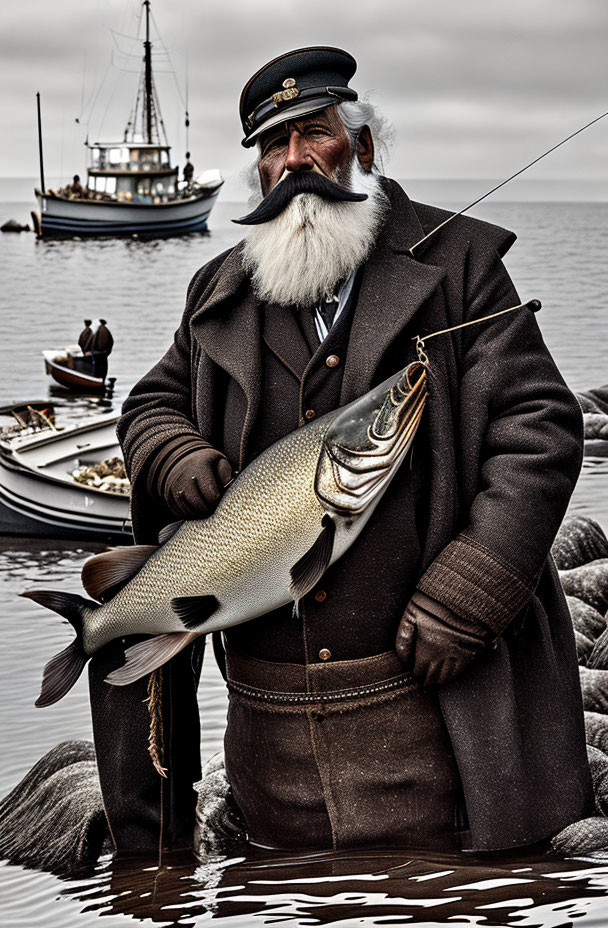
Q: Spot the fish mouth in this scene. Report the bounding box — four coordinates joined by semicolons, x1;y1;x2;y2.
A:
315;361;427;515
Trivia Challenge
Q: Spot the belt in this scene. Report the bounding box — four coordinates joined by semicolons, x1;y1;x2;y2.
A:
225;648;416;704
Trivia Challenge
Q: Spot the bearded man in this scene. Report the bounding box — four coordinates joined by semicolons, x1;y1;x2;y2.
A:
89;46;593;857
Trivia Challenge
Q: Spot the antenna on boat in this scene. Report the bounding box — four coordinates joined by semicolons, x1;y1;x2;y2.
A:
36;92;46;194
185;47;190;157
143;0;153;144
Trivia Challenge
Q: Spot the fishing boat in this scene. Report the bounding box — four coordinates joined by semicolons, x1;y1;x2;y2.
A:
32;1;222;239
42;348;107;394
0;412;131;541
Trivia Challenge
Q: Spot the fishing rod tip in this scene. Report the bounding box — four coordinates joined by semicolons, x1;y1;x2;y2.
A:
526;299;542;313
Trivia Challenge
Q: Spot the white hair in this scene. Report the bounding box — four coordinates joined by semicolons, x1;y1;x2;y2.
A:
241;160;388;308
337;96;394;174
239;96;394;199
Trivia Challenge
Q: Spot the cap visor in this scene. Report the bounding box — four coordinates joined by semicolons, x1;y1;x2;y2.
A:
242;98;337;148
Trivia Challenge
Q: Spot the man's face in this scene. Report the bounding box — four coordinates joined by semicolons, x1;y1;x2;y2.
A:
257;106;352;196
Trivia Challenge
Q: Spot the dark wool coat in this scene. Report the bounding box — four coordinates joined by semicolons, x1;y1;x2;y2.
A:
112;177;593;852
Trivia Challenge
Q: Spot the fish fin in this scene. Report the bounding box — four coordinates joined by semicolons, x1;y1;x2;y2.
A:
171;595;220;631
81;545;158;602
105;632;197;685
35;640;88;707
20;589;96;629
289;514;335;600
20;589;95;707
158;520;184;545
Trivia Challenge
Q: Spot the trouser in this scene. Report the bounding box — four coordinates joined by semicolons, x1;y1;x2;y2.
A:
89;638;205;853
224;649;464;852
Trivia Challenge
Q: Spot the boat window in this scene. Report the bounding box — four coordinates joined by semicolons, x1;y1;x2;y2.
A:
160;149;169;165
105;176;117;194
94;176;106;192
117;176;136;194
109;148;122;165
120;148;130;164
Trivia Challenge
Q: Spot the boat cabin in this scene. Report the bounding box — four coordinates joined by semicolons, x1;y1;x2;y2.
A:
86;143;179;202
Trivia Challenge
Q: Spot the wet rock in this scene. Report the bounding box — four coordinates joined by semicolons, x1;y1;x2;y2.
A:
576;630;594;665
0;740;109;873
193;752;244;860
588;745;608;816
578;386;608;416
580;667;608;713
585;711;608;753
583;413;608;440
551;815;608;855
560;559;608;615
567;596;607;642
553;516;608;571
585;439;608;458
0;219;30;233
588;627;608;670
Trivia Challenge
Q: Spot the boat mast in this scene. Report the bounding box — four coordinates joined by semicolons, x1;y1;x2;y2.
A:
36;92;46;193
143;0;153;144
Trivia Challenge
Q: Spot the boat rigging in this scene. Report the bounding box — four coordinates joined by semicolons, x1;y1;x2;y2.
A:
33;0;223;238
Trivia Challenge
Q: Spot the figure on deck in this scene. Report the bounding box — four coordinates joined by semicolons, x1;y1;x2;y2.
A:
183;153;194;186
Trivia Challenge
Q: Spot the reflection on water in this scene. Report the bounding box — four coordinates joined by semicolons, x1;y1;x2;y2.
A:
10;845;608;927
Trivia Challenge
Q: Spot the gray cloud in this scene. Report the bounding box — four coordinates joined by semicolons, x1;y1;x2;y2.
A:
1;0;606;193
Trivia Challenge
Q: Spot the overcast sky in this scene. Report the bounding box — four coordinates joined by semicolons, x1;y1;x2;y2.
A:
1;0;607;196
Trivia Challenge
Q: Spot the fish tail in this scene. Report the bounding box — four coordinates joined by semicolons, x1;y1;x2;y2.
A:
20;589;96;707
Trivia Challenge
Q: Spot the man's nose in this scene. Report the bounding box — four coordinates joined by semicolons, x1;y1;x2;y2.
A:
284;131;314;173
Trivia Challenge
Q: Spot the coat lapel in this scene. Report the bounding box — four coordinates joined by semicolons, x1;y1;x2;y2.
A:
190;244;262;463
340;180;447;405
262;305;312;381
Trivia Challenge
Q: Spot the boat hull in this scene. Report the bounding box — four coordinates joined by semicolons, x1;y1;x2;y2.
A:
42;352;106;393
35;186;221;238
0;415;131;541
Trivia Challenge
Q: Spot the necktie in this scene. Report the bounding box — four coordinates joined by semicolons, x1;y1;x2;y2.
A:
318;295;339;331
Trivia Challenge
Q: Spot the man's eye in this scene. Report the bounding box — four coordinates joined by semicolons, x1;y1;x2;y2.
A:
262;137;287;155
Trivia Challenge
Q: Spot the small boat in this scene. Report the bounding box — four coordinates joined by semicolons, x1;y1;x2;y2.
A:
33;1;222;239
42;348;106;393
0;412;131;541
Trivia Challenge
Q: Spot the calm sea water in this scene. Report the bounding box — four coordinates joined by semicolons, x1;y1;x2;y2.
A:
1;189;608;926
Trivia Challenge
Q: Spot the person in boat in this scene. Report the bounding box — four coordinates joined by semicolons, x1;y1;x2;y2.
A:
90;46;593;856
78;320;94;354
183;154;195;186
68;174;84;198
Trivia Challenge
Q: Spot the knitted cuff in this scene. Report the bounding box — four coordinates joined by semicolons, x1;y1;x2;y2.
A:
416;534;534;637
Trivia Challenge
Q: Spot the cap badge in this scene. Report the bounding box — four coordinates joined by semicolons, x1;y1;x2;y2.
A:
273;78;300;107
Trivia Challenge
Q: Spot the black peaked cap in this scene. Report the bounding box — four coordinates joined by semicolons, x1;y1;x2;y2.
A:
239;46;358;148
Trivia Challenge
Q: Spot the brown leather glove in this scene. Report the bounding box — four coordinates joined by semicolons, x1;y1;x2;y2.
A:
396;590;493;686
148;436;233;519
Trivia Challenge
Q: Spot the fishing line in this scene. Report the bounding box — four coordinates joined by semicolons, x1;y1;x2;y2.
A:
413;299;541;363
409;110;608;256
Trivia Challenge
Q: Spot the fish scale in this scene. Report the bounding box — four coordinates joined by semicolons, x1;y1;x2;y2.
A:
84;417;330;652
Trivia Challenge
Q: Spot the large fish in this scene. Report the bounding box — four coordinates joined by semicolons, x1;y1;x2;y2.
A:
22;360;427;707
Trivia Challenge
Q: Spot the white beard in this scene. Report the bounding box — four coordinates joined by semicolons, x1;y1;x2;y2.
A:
241;163;388;308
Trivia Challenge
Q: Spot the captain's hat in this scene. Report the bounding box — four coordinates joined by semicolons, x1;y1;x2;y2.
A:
239;46;358;148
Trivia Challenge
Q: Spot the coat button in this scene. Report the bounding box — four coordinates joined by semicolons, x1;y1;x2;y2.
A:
319;648;331;661
325;354;339;368
304;409;316;420
314;590;327;603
